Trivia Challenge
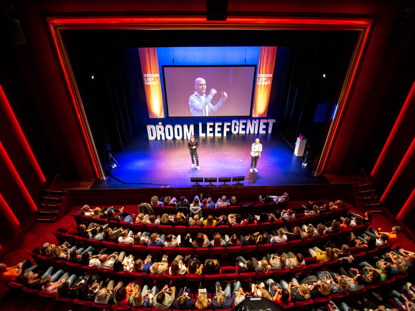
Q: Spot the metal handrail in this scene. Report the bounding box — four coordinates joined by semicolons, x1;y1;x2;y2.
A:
43;173;62;213
358;168;377;202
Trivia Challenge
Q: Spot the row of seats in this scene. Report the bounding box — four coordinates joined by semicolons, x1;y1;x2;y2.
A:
55;220;371;258
71;205;352;235
9;248;407;311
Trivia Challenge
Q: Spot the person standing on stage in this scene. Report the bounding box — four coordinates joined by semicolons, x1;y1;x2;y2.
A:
189;77;227;116
250;138;262;173
188;135;200;170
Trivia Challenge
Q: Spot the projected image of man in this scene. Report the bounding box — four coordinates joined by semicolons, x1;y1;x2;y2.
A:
189;78;227;116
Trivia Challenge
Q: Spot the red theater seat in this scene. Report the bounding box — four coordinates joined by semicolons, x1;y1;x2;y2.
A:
174;226;188;235
145;224;160;233
202;226;216;235
217;225;230;235
230;224;244;234
257;222;271;231
215;206;228;216
160;225;175;234
188;226;202;235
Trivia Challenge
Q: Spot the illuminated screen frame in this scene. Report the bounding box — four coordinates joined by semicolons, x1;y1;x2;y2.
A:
47;16;372;180
162;65;257;118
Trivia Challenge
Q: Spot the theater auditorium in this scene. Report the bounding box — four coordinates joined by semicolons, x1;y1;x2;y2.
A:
0;0;414;310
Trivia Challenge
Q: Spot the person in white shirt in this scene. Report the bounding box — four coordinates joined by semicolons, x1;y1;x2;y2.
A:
250;138;263;172
281;209;296;220
189;78;227;116
118;230;134;244
168;256;187;275
270;228;288;243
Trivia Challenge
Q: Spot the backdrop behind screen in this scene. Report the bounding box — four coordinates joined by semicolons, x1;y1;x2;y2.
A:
163;66;256;117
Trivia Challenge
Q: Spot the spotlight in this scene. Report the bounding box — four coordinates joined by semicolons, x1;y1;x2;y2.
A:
159;122;162;125
322;73;326;78
91;74;95;79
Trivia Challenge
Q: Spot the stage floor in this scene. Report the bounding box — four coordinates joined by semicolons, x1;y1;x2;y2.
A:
92;130;328;189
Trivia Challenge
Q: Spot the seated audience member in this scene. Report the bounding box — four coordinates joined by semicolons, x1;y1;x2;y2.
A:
226;234;240;246
236;256;256;273
164;196;177;208
180;234;193;248
240;234;256;246
133;284;157;308
153;284;176;309
281;209;295;220
140;255;153;273
284;226;301;241
193;232;210;248
172;287;195;310
271;209;282;221
165;234;180;247
203;215;217;227
77;224;89;238
204;259;220;274
190;198;203;218
211;233;226;247
89;227;104;240
174;212;188;226
78;204;93;216
217;215;229;226
233;283;247;306
258;212;269;224
103;227;122;243
195;293;213;310
106;208;133;223
348;211;373;224
314;270;344;294
57;275;84;298
95;280;116;304
230;196;238;206
177;196;190;213
0;260;33;281
189;214;204;226
138;202;154;215
118;230;134;244
340;217;352;230
283;252;306;269
268;253;287;270
91;207;104;219
160;213;173;226
256;232;270;245
280;279;310;302
150;260;168;274
304;205;320;216
309;247;337;262
301;224;315;238
187;259;202;275
251;257;272;273
252;283;273;300
367;226;401;244
89;253;120;269
147;214;160;225
270;228;287;243
151;195;164;207
169;257;187;275
212;282;233;309
201;198;215;208
325;220;341;233
40;271;70;294
314;223;326;236
244;214;257;226
216;195;230;208
133;232;149;245
135;213;147;224
259;194;274;204
148;233;165;247
110;281;132;306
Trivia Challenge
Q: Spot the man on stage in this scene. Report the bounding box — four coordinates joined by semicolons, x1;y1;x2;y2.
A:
188;135;200;170
189;77;227;116
250;138;262;172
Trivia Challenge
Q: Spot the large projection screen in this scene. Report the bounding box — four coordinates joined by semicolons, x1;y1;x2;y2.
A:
163;66;256;117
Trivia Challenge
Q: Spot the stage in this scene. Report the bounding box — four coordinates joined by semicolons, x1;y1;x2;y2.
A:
92;129;328;189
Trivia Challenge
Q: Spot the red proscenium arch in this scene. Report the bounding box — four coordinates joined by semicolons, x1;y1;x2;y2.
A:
0;141;38;213
0;84;46;183
372;80;415;177
0;193;20;231
380;137;415;203
48;16;372;178
397;187;415;220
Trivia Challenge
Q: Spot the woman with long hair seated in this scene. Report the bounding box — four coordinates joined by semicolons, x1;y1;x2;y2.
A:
203;215;217;227
187;259;202;275
193;232;210;248
309;246;338;262
195;293;212;310
211;233;226;247
225;234;239;246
